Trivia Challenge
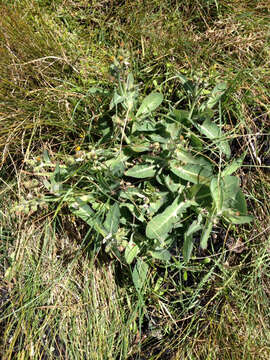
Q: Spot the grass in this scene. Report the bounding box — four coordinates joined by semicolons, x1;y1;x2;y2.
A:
1;0;270;359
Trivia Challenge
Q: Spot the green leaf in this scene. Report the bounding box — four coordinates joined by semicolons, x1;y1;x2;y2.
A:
148;133;168;143
149;249;171;261
120;203;145;222
234;190;247;214
69;198;107;237
217;176;248;217
146;196;194;240
162;173;183;193
186;215;203;237
177;74;195;94
132;120;157;133
164;121;180;140
132;258;149;291
126;72;134;91
223;213;253;224
148;192;168;216
110;91;124;110
183;235;194;263
173;109;189;123
125;164;156;178
210;177;223;213
136;92;163;117
128;143;150;153
206;82;227;109
104;203;120;234
43;149;52;164
221;153;246;177
221;176;241;210
170;162;212;185
125;239;140;264
200;220;213;249
106;156;126;177
175;148;211;167
70;199;94;225
175;148;200;164
183;216;203;262
198;119;231;159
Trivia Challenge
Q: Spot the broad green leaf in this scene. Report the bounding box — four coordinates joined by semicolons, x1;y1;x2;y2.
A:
125;164;156;178
173;109;189;123
148;133;168;143
104;203;120;234
148;192;168;216
136;92;163;117
206;82;227;109
132;258;149;291
162;173;183;193
223;176;240;196
69;199;94;225
125;239;140;264
175;148;199;164
149;249;171;261
223;213;253;224
175;148;211;167
146;196;194;240
132;120;157;133
128;143;150;153
221;176;243;211
105;156;126;177
170;162;212;185
210;177;223;213
126;72;134;91
109;91;124;110
198;119;231;159
120;203;145;222
200;220;213;249
177;74;195;94
164;122;180;140
221;153;246;177
185;215;203;237
234;190;247;214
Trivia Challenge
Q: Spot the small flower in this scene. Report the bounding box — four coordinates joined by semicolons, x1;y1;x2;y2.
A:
75;146;81;152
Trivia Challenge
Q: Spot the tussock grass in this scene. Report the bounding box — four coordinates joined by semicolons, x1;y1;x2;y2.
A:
1;0;270;359
0;211;138;359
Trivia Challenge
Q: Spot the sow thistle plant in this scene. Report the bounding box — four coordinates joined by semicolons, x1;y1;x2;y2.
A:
15;70;252;290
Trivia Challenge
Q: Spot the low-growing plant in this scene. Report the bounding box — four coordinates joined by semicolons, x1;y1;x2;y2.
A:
15;64;252;290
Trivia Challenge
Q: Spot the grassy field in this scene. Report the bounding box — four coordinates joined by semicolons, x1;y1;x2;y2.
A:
1;1;270;359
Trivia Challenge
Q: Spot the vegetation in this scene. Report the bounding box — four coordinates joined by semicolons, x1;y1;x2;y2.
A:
1;1;270;359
